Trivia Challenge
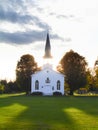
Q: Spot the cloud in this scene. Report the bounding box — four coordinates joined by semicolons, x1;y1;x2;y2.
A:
0;5;51;30
0;7;31;24
0;1;71;46
49;12;75;20
0;0;32;11
0;30;64;45
56;15;68;19
57;14;75;19
0;0;51;30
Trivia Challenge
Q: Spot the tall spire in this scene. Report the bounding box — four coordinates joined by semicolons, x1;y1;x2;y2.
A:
43;33;52;58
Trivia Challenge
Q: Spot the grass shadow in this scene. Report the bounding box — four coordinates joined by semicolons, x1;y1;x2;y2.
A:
0;94;98;130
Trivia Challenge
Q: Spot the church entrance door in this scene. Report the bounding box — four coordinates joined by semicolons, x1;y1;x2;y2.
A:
43;85;52;95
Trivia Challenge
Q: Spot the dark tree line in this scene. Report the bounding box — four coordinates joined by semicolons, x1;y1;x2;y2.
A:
0;80;19;94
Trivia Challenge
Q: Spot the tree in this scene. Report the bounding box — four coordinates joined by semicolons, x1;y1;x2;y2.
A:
0;80;7;93
86;68;96;92
0;83;4;94
94;65;98;91
16;54;37;94
59;50;87;95
7;81;20;93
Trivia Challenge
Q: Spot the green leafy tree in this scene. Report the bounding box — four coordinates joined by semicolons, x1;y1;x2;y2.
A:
16;54;37;94
0;83;4;94
86;68;96;91
0;80;7;93
59;50;87;95
7;81;20;93
94;66;98;91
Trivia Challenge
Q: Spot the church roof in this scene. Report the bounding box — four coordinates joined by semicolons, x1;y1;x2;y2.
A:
31;66;64;77
43;33;52;58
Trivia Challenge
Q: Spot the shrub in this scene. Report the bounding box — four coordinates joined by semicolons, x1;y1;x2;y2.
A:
53;91;62;96
31;92;43;96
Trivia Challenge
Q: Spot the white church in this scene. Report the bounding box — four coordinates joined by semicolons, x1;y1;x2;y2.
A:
31;33;64;95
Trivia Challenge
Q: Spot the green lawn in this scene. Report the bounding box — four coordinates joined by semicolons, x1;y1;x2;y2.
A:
0;94;98;130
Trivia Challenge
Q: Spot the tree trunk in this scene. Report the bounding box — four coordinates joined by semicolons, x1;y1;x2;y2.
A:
69;89;74;95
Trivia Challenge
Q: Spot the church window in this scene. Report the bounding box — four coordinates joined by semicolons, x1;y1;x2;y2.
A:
57;80;60;90
35;80;39;90
45;77;50;83
52;86;54;90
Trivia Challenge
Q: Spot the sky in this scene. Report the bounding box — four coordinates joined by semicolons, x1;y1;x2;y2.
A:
0;0;98;81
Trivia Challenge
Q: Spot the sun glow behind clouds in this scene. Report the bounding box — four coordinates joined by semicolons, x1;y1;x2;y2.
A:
0;43;41;81
0;0;98;81
0;44;18;81
0;40;64;81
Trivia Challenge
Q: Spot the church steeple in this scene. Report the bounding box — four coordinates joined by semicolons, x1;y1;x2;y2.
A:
43;33;52;58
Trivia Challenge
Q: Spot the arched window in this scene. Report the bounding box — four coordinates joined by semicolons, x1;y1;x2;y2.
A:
57;80;60;90
35;80;39;90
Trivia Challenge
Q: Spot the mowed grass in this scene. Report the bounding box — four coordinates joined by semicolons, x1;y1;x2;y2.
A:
0;94;98;130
